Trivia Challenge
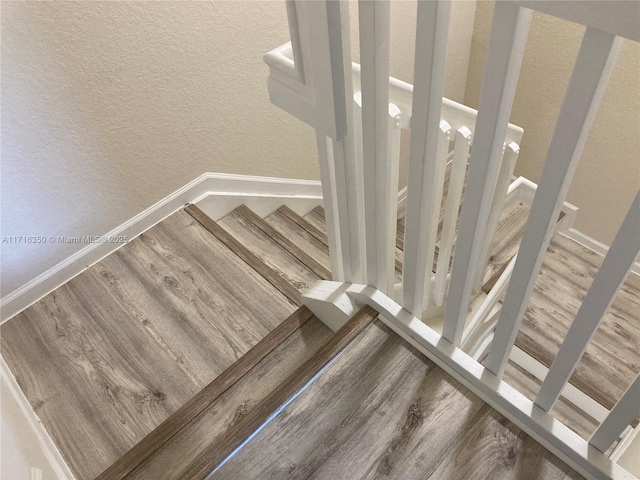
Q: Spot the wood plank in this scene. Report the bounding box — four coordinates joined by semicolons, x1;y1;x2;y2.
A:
186;204;304;305
502;360;599;441
212;320;580;480
265;208;331;271
96;306;315;480
481;202;530;293
445;2;532;346
127;316;333;480
1;208;295;479
487;28;622;376
304;207;328;235
175;305;378;480
536;193;640;412
235;204;331;280
278;205;328;247
426;405;582;480
515;233;640;418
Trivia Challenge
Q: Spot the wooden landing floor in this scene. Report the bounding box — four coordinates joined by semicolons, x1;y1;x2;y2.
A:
517;233;640;417
0;209;298;479
213;319;581;480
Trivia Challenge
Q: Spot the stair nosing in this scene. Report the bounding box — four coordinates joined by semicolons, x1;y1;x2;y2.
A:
95;305;315;480
176;305;379;480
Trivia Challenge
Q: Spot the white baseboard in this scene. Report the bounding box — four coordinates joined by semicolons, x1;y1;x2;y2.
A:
564;228;640;276
0;174;322;324
1;357;76;480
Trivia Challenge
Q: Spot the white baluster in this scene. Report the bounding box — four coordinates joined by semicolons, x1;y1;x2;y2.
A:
472;141;520;295
402;0;452;316
486;28;622;376
358;0;394;293
590;375;640;453
443;3;532;346
433;126;472;307
322;0;364;284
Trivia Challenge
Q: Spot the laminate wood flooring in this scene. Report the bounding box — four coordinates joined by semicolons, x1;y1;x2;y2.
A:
212;320;581;480
515;233;640;417
127;315;334;480
0;209;296;479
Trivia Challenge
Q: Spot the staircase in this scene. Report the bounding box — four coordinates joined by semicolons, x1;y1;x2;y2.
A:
2;199;637;479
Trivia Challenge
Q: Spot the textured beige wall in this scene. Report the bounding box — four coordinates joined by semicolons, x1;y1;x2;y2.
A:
464;1;640;245
1;1;476;295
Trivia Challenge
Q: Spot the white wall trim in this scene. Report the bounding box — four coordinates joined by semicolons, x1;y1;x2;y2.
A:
1;357;76;480
0;173;322;324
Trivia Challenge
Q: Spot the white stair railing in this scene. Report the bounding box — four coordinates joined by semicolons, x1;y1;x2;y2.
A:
265;1;639;479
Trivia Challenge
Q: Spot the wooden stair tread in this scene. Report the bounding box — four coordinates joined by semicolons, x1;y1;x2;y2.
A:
514;233;640;418
157;305;378;480
502;360;599;441
0;209;297;480
212;318;580;480
306;205;404;280
99;306;329;480
217;207;324;294
303;207;327;235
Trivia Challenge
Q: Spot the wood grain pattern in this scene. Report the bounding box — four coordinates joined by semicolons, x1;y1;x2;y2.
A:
481;202;530;292
128;316;334;480
0;209;295;479
213;320;580;480
515;233;640;418
217;207;321;295
176;305;378;480
502;360;598;440
97;306;315;480
278;205;329;247
305;207;328;234
307;205;404;278
265;208;331;272
235;204;332;280
185;204;303;305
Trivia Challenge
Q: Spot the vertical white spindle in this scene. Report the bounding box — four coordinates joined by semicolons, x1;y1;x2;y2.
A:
472;141;520;294
402;0;452;316
590;375;640;453
358;0;394;293
386;103;402;294
443;3;532;346
486;28;622;376
321;0;364;284
433;126;472;307
316;133;343;281
535;192;640;412
285;0;305;82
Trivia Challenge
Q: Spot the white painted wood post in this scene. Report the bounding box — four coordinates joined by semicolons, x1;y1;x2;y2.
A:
486;28;622;377
590;375;640;453
358;0;396;294
433;126;472;307
443;3;531;346
316;133;345;281
535;191;640;411
402;0;452;316
321;0;364;284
